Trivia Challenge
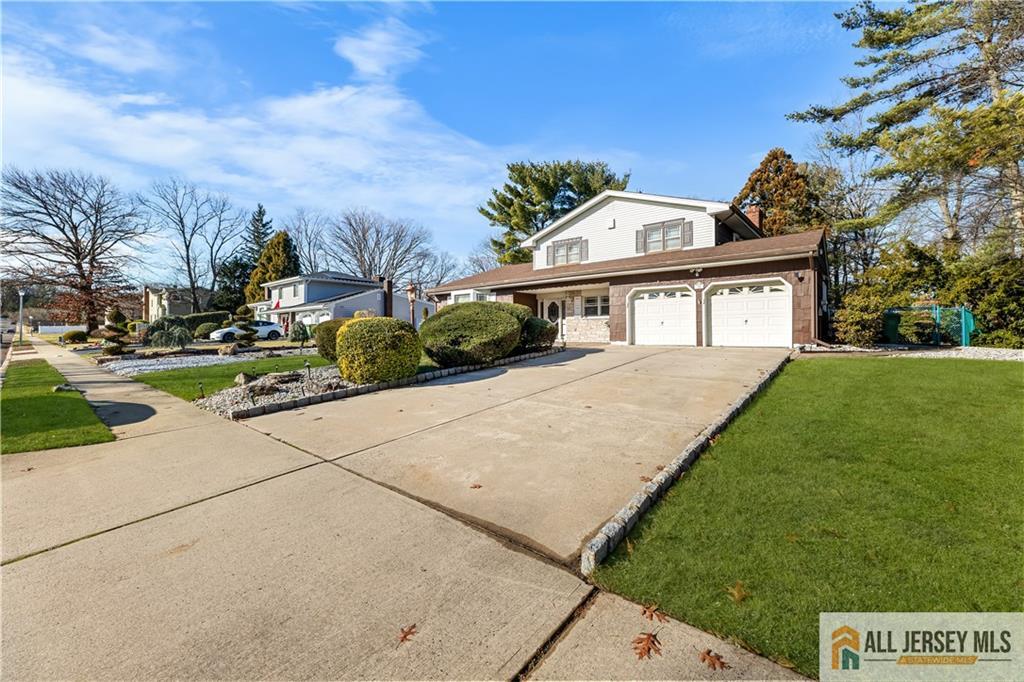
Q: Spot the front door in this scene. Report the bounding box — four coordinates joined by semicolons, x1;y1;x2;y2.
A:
543;299;565;340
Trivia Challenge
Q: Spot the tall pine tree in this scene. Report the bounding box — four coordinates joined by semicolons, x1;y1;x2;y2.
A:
733;148;822;237
241;203;273;265
479;160;630;264
245;231;300;303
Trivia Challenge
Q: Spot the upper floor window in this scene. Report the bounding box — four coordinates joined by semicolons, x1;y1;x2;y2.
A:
637;220;693;254
292;284;298;297
546;237;587;266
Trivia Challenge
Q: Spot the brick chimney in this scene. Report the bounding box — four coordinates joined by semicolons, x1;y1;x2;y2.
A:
744;205;764;230
383;278;394;317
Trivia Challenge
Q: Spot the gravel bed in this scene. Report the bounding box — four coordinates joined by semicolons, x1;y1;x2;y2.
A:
103;348;319;376
888;346;1023;362
194;365;354;418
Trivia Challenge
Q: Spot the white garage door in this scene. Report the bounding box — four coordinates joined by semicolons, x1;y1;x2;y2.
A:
633;289;696;345
708;283;791;347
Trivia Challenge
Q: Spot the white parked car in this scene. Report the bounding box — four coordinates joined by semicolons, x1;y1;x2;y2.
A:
210;320;284;342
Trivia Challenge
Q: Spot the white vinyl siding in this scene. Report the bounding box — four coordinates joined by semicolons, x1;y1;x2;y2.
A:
533;196;714;269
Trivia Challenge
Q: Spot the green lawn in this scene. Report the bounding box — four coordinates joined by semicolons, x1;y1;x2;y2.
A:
593;357;1024;678
133;355;332;401
1;359;115;454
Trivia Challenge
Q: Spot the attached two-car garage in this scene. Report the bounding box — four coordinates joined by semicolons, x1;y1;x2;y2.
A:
630;280;793;348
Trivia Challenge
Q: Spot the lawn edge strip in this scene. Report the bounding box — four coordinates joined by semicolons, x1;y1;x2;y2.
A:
227;347;566;420
578;350;796;576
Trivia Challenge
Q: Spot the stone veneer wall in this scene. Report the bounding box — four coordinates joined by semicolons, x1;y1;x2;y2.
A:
562;312;611;343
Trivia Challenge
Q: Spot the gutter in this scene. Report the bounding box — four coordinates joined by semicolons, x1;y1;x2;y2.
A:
429;249;818;295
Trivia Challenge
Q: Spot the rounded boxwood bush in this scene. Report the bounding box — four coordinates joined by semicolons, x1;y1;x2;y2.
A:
336;317;421;384
419;302;521;367
193;322;220;340
62;330;88;343
517;316;557;353
494;302;532;327
314;319;347;361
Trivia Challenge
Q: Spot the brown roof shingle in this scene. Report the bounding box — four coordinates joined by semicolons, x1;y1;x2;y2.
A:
430;230;825;294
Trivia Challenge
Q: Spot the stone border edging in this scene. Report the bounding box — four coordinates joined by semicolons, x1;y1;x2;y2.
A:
228;347;566;420
579;350;796;576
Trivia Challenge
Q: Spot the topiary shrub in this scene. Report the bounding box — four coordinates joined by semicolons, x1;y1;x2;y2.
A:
233;305;257;347
419;302;521;367
897;310;935;345
149;326;193;351
62;330;88;344
193;322;220;340
101;306;132;356
289;320;310;348
336;317;421;384
182;310;231;332
314;319;347;361
516;316;557;353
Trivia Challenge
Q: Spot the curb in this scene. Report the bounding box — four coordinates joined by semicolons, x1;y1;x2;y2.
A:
579;350;795;576
228;347;565;420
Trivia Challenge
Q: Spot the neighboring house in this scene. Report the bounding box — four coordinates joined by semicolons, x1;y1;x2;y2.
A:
249;271;435;329
142;286;211;321
428;190;827;348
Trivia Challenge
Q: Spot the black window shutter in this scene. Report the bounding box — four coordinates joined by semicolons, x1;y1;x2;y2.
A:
546;245;554;266
684;221;694;247
580;239;589;262
636;229;646;254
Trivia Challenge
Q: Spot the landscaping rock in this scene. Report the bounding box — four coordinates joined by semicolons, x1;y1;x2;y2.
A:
52;383;79;392
218;343;238;356
234;372;256;386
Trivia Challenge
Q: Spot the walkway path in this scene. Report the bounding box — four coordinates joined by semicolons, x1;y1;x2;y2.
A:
2;338;801;680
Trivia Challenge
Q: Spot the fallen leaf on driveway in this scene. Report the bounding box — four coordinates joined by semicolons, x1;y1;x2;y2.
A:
470;483;482;489
641;604;669;623
640;476;653;482
398;624;417;643
699;649;730;670
632;632;662;660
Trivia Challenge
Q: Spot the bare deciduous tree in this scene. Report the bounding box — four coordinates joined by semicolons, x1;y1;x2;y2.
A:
463;239;500;275
325;208;435;285
0;167;150;330
284;208;328;274
411;250;462;292
202;195;245;298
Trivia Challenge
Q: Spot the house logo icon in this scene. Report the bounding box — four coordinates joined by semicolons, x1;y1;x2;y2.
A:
832;625;860;670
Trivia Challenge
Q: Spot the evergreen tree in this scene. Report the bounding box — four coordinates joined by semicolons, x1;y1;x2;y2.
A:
232;304;257;347
245;231;301;303
733;148;822;236
479;160;630;264
241;203;274;265
209;255;252;312
789;0;1024;249
101;306;131;356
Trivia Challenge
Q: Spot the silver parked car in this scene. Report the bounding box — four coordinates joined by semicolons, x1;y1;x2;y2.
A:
209;320;284;342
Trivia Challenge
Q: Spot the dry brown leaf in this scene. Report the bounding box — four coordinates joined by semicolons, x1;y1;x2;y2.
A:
632;632;662;660
398;624;417;643
726;580;751;603
784;532;799;543
640;476;653;483
655;465;665;471
469;483;482;489
641;604;669;623
625;538;635;556
699;649;730;670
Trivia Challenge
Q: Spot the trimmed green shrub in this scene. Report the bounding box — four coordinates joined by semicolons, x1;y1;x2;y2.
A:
314;319;347;361
336;317;421;384
516;316;557;353
233;305;257;347
897;310;935;345
494;302;532;326
289;320;310;347
101;307;131;356
419;302;521;367
142;315;187;345
182;310;231;332
973;328;1024;349
62;330;88;343
149;326;193;351
193;322;221;340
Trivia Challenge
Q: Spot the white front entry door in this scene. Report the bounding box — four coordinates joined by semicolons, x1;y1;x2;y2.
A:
707;283;792;347
542;298;565;340
633;289;696;345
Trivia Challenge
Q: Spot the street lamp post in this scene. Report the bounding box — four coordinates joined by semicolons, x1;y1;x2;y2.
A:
406;283;417;329
17;289;25;344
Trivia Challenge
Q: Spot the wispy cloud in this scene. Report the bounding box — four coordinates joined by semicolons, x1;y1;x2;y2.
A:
333;17;429;82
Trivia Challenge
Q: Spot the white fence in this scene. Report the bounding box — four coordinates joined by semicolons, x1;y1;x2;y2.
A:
37;324;88;335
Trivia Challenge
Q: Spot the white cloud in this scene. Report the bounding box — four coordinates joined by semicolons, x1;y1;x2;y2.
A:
74;25;175;74
333;17;429;82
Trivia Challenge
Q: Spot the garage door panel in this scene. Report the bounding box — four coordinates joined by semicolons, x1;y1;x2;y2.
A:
633;290;696;346
708;283;791;348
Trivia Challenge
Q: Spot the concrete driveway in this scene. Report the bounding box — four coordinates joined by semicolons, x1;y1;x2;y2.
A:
248;345;789;563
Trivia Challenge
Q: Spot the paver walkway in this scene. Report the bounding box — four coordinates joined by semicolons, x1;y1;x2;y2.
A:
1;338;801;680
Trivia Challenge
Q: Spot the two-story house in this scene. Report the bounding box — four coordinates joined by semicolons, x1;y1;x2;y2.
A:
428;190;827;348
250;271;435;329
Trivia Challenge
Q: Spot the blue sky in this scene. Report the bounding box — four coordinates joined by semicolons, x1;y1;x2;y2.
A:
3;1;862;277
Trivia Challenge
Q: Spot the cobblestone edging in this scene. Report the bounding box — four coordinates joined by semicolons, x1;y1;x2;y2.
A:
579;351;795;576
227;347;565;421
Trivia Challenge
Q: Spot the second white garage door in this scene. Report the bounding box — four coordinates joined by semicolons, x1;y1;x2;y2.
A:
707;283;792;347
633;289;696;345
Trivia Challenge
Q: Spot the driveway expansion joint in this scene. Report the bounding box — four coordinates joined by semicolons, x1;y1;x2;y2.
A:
578;350;796;575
